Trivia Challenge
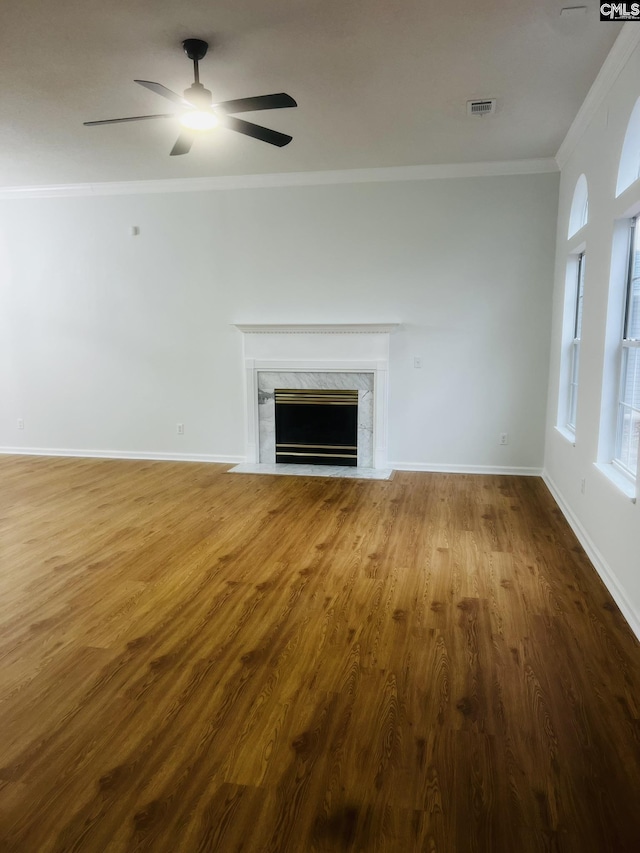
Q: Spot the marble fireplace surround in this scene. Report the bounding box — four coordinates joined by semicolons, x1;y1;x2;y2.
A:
234;324;399;469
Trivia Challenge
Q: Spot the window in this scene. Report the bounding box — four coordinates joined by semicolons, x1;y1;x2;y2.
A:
567;252;585;432
616;97;640;198
568;174;589;238
614;217;640;478
557;175;590;438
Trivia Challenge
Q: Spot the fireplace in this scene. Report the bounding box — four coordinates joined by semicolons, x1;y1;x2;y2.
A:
233;323;399;470
259;372;372;465
275;388;358;466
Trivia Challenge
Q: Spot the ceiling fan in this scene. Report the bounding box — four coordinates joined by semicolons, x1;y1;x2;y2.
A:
84;38;297;156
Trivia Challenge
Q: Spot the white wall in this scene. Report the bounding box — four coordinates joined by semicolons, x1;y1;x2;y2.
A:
0;172;558;471
544;33;640;636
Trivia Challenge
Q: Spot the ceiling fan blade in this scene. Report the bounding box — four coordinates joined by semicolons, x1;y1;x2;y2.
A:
170;131;196;156
84;114;175;126
216;93;297;115
135;80;191;107
223;116;292;147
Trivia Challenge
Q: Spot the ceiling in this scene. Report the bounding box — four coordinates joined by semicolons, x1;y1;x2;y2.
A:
0;0;622;188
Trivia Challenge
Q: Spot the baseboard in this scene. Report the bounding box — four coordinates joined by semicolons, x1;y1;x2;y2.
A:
0;446;243;465
542;470;640;642
1;449;541;476
389;461;543;476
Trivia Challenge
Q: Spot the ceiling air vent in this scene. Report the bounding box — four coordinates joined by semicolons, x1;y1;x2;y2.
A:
467;99;496;117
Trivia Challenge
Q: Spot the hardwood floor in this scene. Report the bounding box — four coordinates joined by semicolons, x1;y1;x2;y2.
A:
1;456;639;852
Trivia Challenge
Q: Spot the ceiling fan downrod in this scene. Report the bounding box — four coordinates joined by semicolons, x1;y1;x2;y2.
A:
182;38;209;85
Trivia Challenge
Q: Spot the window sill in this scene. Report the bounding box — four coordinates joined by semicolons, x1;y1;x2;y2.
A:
593;462;637;502
554;425;576;446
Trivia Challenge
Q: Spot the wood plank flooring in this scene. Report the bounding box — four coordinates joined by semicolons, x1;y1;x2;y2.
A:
0;455;639;852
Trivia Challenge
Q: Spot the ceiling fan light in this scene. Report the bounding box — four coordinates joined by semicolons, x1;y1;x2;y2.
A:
179;110;219;131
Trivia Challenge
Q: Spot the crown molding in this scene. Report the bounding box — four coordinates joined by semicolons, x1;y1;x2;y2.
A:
556;23;640;170
0;159;558;201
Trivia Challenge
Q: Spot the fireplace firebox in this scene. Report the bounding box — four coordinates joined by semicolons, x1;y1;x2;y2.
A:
274;388;358;466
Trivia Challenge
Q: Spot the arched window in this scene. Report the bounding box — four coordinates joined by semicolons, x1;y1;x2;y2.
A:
616;96;640;198
568;174;588;238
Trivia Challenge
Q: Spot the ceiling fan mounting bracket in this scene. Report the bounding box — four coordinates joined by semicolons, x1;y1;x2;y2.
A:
182;39;209;62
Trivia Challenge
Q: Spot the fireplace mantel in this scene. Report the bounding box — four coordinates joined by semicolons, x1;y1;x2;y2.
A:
234;324;396;469
233;323;400;335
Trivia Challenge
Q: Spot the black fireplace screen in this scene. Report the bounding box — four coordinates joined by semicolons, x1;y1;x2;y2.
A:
274;388;358;466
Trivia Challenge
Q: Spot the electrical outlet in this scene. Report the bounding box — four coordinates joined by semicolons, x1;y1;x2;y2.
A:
580;477;586;494
177;423;184;435
413;357;422;369
499;432;508;445
17;418;24;430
